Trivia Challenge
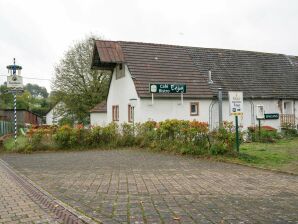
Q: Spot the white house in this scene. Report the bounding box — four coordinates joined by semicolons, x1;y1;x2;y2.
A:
90;101;107;126
45;102;65;125
90;40;298;130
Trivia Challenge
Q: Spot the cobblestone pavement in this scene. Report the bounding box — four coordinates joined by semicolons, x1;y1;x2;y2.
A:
0;161;61;224
1;150;298;224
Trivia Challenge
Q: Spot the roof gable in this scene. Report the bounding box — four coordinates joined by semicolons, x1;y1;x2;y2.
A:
90;101;107;113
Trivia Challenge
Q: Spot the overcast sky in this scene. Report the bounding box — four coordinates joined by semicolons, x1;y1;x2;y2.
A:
0;0;297;92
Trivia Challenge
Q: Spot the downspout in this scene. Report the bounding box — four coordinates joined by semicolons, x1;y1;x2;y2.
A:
218;88;223;128
248;99;255;126
209;99;217;130
294;100;296;127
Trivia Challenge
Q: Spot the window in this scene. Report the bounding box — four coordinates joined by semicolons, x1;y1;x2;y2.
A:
190;102;199;116
128;105;134;123
112;105;119;121
116;64;125;79
283;101;293;114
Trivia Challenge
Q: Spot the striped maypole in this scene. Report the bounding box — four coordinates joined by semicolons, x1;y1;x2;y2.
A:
6;58;23;145
14;92;17;143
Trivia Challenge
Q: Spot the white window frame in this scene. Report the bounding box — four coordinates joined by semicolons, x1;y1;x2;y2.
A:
128;104;133;123
190;102;199;116
112;105;119;121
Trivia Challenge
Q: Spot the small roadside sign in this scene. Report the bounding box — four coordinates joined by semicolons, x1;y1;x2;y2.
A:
149;83;186;94
228;91;243;115
7;75;23;89
264;113;279;120
256;105;265;119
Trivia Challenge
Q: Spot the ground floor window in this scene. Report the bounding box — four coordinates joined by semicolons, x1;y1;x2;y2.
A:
190;102;199;116
128;105;134;123
112;105;119;121
283;101;293;114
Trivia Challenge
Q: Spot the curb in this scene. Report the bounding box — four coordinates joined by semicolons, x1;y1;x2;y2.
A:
0;159;100;224
215;158;297;176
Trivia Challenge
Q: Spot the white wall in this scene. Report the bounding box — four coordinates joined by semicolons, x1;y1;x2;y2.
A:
138;99;211;123
45;102;64;125
107;65;212;124
46;109;54;125
211;99;282;130
107;65;139;123
90;113;107;126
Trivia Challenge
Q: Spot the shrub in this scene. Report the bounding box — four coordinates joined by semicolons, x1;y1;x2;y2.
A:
189;120;209;150
282;123;297;137
5;119;248;156
87;126;103;146
101;123;119;146
3;136;31;153
210;121;238;153
119;123;135;146
157;119;182;140
248;125;280;143
53;125;78;148
210;142;227;155
135;121;157;147
31;130;43;149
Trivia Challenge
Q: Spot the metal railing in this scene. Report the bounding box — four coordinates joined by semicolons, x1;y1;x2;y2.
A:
0;120;24;137
280;114;296;127
0;120;13;137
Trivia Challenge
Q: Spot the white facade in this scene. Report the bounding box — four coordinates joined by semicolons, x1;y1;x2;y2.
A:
103;64;297;130
45;102;64;125
107;65;139;123
90;113;107;126
211;100;285;130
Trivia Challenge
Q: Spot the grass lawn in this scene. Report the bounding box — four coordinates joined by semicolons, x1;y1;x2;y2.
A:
2;135;29;152
222;138;298;174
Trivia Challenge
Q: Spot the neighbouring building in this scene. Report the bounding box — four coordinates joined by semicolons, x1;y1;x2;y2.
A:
0;109;42;125
90;101;107;126
90;40;298;130
45;102;65;125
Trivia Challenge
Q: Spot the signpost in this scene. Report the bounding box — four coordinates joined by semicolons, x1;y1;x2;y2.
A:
255;104;279;140
228;91;243;152
149;83;187;105
256;105;264;140
6;58;23;144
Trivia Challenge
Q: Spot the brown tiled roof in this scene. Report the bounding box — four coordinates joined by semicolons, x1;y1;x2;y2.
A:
95;40;124;63
92;40;298;99
90;101;107;113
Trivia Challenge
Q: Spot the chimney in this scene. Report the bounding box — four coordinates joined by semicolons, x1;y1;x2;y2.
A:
208;70;213;84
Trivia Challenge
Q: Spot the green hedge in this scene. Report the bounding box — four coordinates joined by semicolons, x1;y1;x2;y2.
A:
3;120;241;155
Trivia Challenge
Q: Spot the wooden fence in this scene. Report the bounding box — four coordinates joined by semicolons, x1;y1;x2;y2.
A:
280;114;296;127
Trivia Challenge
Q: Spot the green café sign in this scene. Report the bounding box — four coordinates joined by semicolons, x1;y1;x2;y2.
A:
264;113;279;120
149;83;187;94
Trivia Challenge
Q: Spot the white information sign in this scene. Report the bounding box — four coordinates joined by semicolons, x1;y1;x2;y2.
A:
228;91;243;115
256;105;265;119
7;75;23;89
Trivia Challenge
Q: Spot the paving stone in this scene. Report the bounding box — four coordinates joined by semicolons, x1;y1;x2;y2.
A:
0;163;61;224
1;149;298;223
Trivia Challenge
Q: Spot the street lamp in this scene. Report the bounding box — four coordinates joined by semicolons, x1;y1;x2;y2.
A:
129;98;137;134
